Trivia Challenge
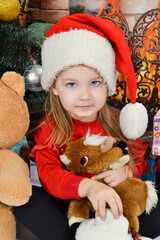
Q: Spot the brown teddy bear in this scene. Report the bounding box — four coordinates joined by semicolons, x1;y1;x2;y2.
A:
0;72;32;240
60;132;158;233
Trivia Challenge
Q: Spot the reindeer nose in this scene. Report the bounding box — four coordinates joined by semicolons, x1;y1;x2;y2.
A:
122;148;128;155
118;141;128;155
118;141;127;148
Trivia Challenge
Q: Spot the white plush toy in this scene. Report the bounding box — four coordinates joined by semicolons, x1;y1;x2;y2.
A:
75;210;152;240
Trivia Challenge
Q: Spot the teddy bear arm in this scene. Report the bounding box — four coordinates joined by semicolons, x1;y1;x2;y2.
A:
0;203;16;240
0;150;32;206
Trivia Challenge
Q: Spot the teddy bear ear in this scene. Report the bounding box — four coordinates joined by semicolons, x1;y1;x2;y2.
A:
1;71;25;97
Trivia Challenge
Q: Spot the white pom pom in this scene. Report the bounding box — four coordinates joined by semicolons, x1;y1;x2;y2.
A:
75;210;132;240
119;102;148;140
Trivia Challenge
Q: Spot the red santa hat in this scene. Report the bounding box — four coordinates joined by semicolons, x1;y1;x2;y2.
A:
41;13;148;140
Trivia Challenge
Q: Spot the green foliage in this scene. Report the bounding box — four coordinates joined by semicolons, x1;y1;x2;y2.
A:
0;19;52;111
28;22;53;65
0;19;37;77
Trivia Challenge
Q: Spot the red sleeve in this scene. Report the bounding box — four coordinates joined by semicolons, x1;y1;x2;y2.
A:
34;148;85;200
129;138;147;178
30;119;85;200
132;161;147;178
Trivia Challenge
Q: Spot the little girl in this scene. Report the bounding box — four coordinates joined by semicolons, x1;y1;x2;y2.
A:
14;14;160;239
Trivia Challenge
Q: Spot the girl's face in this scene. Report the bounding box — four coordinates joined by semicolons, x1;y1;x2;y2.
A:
51;65;108;122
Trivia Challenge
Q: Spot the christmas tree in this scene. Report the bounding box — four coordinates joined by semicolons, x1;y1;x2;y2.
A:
0;19;38;76
0;0;46;111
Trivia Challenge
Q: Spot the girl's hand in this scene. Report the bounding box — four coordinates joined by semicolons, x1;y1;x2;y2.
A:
92;165;133;187
78;178;123;220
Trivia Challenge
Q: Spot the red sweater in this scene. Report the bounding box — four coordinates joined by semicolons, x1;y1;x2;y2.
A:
30;118;147;200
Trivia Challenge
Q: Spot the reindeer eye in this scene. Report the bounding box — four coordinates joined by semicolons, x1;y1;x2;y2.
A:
80;156;88;166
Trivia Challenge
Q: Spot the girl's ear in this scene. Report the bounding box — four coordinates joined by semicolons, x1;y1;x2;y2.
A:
51;87;59;96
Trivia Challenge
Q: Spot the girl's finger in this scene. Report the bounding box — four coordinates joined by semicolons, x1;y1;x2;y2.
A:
92;173;104;180
98;200;106;220
113;194;123;216
104;175;114;182
107;197;119;218
92;171;111;180
108;193;123;219
91;198;98;212
108;180;117;187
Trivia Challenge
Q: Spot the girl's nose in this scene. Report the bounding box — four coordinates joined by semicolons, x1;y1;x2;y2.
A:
80;87;90;100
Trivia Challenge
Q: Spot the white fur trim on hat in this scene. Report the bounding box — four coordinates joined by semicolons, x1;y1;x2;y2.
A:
41;29;119;95
120;102;148;140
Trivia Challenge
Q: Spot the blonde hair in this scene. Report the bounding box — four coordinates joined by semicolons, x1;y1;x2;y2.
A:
39;90;126;148
45;91;73;146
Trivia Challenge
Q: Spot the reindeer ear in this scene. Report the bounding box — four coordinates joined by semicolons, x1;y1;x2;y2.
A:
100;136;116;153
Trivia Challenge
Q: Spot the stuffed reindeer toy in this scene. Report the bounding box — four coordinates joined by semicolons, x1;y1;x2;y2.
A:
60;131;158;234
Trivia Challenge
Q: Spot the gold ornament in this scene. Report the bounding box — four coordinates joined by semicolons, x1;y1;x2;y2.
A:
0;0;20;21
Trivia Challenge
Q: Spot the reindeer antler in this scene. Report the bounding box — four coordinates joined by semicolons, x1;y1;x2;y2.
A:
100;136;116;153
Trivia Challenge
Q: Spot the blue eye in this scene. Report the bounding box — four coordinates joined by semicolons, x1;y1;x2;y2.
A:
91;81;101;86
67;82;76;88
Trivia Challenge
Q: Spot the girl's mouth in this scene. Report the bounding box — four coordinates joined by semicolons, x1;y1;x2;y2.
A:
77;105;93;109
